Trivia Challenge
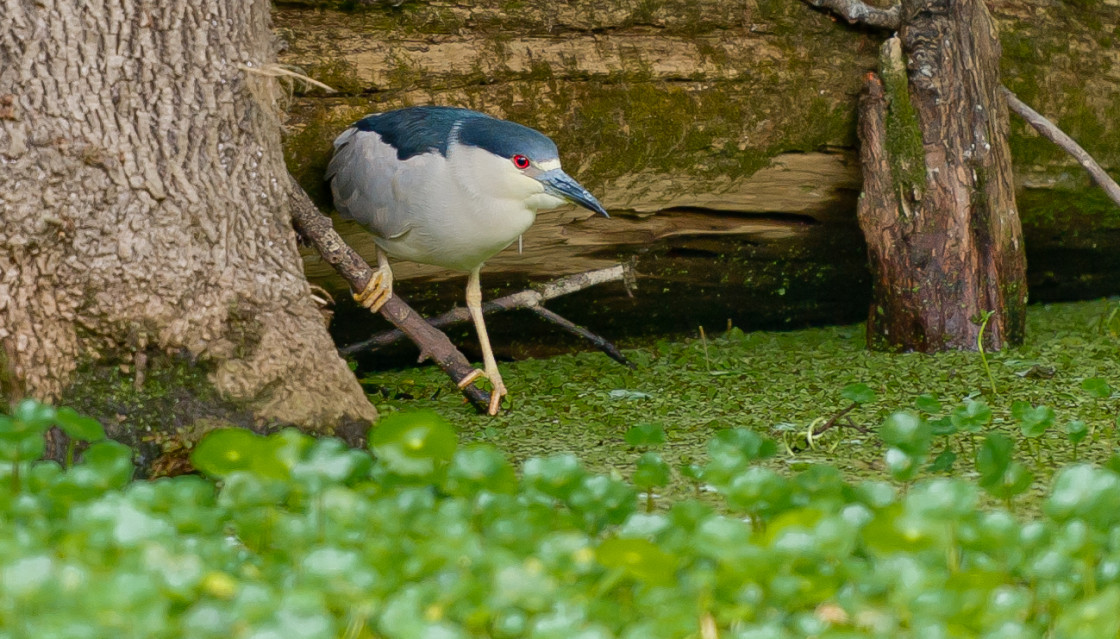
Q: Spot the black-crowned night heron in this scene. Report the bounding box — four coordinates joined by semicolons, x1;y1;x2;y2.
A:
327;106;609;414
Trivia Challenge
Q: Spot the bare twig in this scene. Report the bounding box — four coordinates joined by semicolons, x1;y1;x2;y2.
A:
812;402;859;437
340;265;636;368
801;0;900;29
1003;87;1120;209
286;175;492;412
241;64;336;93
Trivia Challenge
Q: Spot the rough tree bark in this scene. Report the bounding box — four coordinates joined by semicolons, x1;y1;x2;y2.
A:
855;0;1026;351
0;0;377;446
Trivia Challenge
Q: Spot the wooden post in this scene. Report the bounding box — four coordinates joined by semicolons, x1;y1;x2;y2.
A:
856;0;1027;352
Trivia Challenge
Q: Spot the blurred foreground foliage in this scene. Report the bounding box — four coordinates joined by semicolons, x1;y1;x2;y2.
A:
5;399;1120;637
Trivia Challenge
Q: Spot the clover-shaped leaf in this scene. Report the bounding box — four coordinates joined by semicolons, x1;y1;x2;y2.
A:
632;452;671;490
444;444;517;496
597;538;677;587
1015;404;1055;438
369;410;458;478
624;423;666;447
840;383;876;404
1066;420;1089;446
53;407;105;442
522;453;587;500
1081;377;1113;399
191;428;263;479
950;400;992;433
880;412;931;455
914;393;942;414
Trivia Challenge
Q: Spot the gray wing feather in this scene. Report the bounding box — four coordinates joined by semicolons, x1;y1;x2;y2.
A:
327;127;419;240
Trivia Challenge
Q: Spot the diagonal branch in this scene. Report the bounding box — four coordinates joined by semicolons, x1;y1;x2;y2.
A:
286;175;493;413
801;0;901;30
340;265;637;369
1003;87;1120;209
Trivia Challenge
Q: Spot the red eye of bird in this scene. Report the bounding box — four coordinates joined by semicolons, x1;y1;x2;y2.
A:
512;154;531;170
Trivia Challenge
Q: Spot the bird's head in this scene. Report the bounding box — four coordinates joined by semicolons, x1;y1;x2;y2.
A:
449;115;609;218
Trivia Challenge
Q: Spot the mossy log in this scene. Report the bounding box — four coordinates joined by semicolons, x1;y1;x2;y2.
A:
275;0;1120;350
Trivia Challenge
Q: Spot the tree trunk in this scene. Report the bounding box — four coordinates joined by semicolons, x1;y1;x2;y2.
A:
0;0;376;449
856;0;1027;352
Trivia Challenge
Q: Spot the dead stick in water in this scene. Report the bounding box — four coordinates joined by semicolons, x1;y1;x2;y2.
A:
340;264;636;368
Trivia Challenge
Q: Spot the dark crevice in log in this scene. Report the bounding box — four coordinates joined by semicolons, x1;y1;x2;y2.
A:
652;207;821;226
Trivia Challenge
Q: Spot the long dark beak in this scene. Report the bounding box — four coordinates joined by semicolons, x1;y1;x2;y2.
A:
537;169;609;218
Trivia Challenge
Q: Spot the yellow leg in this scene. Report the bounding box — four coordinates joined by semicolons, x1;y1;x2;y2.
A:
463;266;506;415
354;249;393;312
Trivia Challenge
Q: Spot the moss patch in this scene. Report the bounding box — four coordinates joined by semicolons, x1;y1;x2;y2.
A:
361;299;1120;515
878;40;926;201
60;352;261;477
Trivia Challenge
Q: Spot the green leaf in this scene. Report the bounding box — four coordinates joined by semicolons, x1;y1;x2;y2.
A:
976;433;1013;486
928;416;957;436
624;423;666;447
1016;404;1056;438
987;462;1034;501
1066;420;1089;445
885;447;921;482
292;437;372;487
12;398;56;432
1045;465;1120;528
443;444;517;496
0;430;45;462
914;393;942;414
840;383;876;404
976;434;1032;500
596;537;677;587
704;429;778;487
567;475;637;533
523;453;587;500
709;428;777;463
715;466;792;516
879;411;932;455
54;407;106;442
632;452;671;489
950;400;992;433
927;449;958;473
1081;377;1113;399
1054;587;1120;638
369;410;458;478
81;440;134;489
251;429;310;480
190;428;263;478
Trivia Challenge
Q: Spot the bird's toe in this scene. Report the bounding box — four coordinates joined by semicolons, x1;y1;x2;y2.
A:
353;267;393;312
457;368;485;389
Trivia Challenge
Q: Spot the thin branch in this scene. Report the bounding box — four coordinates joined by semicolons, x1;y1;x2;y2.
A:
529;306;635;369
811;402;858;438
340;265;636;369
241;64;336;93
1003;87;1120;209
801;0;901;30
286;175;492;412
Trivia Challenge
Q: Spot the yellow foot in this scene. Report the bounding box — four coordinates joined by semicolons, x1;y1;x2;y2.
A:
457;368;508;415
353;264;393;312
